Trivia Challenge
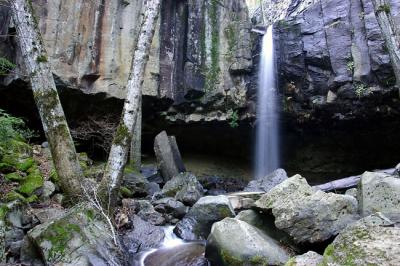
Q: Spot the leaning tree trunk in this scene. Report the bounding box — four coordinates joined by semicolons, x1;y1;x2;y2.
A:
10;0;84;201
99;0;161;211
372;0;400;89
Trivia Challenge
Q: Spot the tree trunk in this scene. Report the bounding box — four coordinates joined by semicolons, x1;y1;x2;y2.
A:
372;0;400;89
10;0;83;202
99;0;161;211
130;99;142;170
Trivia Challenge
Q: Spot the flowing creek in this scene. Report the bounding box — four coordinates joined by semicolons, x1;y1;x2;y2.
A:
133;226;207;266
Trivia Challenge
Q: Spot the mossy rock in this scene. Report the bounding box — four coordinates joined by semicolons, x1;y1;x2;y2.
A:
120;186;134;198
28;202;122;265
5;191;38;203
18;169;43;195
16;158;35;172
320;214;400;265
5;172;25;182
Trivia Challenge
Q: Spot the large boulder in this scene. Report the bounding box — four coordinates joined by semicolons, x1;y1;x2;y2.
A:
321;213;400;265
154;131;186;182
255;175;359;243
205;218;290;266
285;251;323;266
121;215;165;255
174;196;235;241
157;172;204;206
244;168;288;192
358;171;400;217
26;202;122;266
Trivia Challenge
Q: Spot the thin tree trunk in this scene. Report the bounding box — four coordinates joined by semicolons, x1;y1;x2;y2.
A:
130;99;142;170
99;0;161;211
372;0;400;89
10;0;83;202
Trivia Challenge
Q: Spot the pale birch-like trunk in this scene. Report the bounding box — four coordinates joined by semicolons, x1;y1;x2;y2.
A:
99;0;161;210
130;99;142;170
10;0;84;201
372;0;400;89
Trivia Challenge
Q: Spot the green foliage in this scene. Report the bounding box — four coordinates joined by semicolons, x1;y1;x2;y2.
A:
36;54;48;63
377;4;391;13
354;82;370;98
227;109;239;128
346;60;355;72
0;109;35;144
0;57;16;75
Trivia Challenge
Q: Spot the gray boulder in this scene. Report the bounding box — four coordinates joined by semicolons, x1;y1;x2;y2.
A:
122;215;165;255
122;199;165;226
358;171;400;217
174;195;235;241
123;171;151;197
27;202;122;266
153;197;188;219
244;168;288;192
158;172;204;206
321;213;400;265
205;218;290;266
154;131;186;182
285;251;323;266
255;175;359;243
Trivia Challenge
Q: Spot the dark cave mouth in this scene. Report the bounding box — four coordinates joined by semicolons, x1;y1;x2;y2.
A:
0;85;399;185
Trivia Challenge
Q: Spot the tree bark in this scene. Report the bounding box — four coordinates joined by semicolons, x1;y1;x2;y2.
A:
130;99;142;170
99;0;161;211
9;0;84;202
372;0;400;89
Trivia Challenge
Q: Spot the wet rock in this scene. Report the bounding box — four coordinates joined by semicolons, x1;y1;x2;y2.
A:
122;215;165;255
27;202;122;265
285;251;323;266
157;172;204;206
255;175;359;243
358;171;400;217
244;168;288;192
153;197;188;219
154;131;186;182
321;213;400;265
5;227;24;257
144;243;207;266
205;218;290;266
174;195;235;241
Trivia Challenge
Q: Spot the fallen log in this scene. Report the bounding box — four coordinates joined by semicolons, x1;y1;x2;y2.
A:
314;168;395;192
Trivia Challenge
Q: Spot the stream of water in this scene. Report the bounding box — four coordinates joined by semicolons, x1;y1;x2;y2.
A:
255;25;279;179
135;226;206;266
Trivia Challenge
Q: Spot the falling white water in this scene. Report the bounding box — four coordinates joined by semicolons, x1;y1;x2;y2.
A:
255;25;279;179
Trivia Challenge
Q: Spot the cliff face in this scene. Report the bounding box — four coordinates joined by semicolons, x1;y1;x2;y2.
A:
274;0;400;124
0;0;253;124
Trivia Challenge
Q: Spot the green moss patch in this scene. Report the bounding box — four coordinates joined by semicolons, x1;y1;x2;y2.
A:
18;169;44;195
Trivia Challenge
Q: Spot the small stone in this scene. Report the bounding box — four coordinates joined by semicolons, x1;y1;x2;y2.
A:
41;181;56;198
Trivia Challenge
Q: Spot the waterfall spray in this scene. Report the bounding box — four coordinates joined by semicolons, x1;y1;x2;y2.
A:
255;25;279;179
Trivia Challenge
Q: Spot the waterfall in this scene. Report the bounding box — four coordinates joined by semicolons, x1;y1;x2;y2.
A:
255;25;279;179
